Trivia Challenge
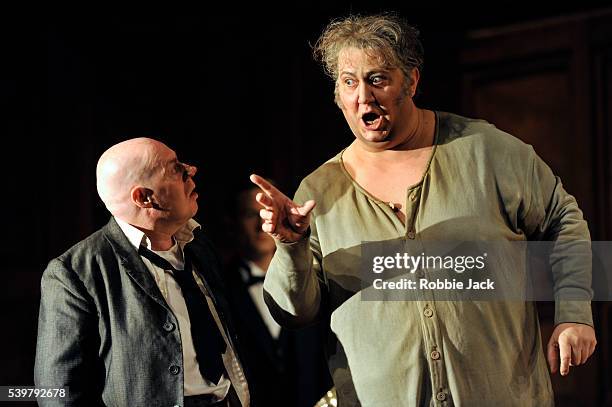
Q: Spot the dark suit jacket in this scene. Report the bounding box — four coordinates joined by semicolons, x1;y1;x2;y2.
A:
34;217;250;407
224;259;332;407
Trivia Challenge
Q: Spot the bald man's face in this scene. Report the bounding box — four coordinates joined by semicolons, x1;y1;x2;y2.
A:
148;144;199;225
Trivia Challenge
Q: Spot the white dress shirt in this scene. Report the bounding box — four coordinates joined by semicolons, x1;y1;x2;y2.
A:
115;217;230;399
240;261;281;339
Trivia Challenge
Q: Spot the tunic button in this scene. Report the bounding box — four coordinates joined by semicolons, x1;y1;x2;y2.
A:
163;322;175;332
431;350;441;360
169;365;180;375
407;231;416;239
424;308;434;318
436;391;446;401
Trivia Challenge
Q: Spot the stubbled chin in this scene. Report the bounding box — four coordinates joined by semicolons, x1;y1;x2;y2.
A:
361;129;390;142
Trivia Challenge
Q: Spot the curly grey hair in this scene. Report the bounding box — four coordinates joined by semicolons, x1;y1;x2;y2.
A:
313;13;424;95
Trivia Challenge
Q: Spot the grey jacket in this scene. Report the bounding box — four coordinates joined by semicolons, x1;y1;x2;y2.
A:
34;217;250;407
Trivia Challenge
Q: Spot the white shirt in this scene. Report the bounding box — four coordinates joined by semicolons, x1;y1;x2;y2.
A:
115;217;231;399
240;261;281;339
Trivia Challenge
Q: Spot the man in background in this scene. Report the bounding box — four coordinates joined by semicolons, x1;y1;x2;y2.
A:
223;182;332;406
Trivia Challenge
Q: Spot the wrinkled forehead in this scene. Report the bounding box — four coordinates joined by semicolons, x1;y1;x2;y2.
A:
158;156;182;177
337;46;394;74
145;143;179;176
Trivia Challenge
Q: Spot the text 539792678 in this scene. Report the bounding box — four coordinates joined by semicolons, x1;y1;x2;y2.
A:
1;386;67;401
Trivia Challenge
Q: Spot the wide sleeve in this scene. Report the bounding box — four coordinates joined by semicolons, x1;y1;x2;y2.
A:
521;147;593;327
34;258;104;406
263;181;324;328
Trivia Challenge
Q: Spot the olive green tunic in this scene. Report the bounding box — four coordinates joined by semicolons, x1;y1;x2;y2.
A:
263;112;593;406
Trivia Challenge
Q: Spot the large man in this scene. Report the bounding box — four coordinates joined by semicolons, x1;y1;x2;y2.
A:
35;138;249;406
251;13;597;406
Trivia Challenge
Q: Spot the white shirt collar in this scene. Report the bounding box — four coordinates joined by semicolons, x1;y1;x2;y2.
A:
247;261;266;277
114;216;201;250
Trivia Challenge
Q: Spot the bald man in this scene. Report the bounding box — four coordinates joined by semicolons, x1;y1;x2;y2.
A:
34;138;250;407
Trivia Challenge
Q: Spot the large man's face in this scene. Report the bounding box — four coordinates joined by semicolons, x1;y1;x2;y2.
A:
149;144;199;225
336;47;417;150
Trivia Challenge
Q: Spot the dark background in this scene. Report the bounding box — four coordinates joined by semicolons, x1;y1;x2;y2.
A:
2;3;612;406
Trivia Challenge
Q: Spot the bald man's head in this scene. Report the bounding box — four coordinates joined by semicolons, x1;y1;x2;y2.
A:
96;138;164;216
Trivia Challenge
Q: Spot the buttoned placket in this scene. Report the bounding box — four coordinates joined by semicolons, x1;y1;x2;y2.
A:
404;184;451;406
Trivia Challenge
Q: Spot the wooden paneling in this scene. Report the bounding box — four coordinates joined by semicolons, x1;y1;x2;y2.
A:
593;34;612;407
460;9;612;406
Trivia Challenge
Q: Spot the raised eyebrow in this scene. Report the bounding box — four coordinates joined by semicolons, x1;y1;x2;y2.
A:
366;69;390;76
339;70;357;77
166;158;182;170
338;69;389;78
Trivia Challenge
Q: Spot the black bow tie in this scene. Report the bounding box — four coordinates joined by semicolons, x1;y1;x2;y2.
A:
247;274;265;287
240;262;265;287
139;245;226;382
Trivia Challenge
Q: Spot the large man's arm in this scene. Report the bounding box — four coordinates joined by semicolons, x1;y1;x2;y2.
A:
34;259;104;406
263;233;323;328
250;174;322;328
522;149;597;376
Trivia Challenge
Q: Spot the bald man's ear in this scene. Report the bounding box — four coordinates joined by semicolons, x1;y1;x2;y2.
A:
131;186;155;208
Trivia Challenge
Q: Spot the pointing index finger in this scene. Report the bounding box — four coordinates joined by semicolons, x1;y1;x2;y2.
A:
250;174;282;197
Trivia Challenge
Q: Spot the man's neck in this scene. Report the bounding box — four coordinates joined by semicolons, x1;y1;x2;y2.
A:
146;230;176;251
134;223;182;251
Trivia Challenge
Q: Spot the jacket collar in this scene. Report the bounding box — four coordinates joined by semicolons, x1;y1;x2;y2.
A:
101;217;171;311
114;216;201;251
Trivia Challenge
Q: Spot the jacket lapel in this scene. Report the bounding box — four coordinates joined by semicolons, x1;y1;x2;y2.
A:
186;233;238;341
102;218;171;312
186;231;224;303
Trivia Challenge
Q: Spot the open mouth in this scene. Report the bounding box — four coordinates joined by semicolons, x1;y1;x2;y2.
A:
362;112;384;129
362;112;379;124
